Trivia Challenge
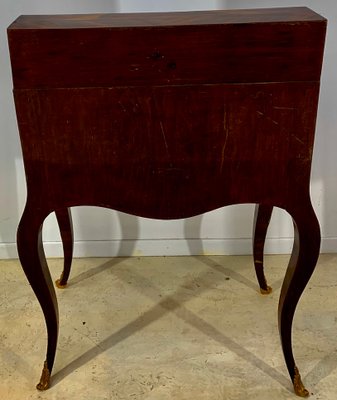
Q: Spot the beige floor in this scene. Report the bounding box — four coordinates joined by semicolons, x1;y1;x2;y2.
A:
1;254;337;399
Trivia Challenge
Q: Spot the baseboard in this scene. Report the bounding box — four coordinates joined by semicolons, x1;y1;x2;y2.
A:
1;237;336;259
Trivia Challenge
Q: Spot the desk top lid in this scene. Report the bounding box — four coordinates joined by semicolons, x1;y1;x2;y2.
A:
7;7;327;88
8;7;326;30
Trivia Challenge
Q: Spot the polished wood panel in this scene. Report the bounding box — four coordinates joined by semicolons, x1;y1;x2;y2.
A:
8;8;326;88
8;8;326;397
9;7;326;29
14;82;320;217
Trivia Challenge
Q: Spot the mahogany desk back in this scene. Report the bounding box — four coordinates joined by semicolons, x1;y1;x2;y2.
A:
8;8;326;396
9;8;326;217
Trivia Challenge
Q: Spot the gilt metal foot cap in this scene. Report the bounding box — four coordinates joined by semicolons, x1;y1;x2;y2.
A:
260;286;272;295
36;361;51;391
55;278;67;289
294;366;309;397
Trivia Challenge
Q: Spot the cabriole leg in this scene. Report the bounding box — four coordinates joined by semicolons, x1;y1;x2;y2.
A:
253;204;273;294
55;208;74;288
279;204;320;397
17;205;59;390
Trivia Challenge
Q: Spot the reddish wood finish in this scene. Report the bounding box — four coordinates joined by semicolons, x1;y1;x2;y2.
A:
55;208;73;287
8;8;326;396
253;204;273;294
8;8;325;89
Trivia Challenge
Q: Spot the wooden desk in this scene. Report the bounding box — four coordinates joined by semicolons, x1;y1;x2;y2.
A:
8;8;326;396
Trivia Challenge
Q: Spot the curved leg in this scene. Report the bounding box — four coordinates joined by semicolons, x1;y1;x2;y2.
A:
253;204;273;294
55;208;74;288
17;205;59;391
278;204;320;397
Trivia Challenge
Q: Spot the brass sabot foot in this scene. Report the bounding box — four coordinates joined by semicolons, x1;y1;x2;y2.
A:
293;366;309;397
260;285;272;295
55;278;67;289
36;361;51;391
55;272;67;288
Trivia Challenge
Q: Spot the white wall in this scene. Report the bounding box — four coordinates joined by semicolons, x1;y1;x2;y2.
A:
0;0;335;258
119;0;220;12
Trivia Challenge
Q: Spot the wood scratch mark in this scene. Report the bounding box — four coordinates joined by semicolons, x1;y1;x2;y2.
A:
293;135;305;145
257;110;279;125
152;88;170;158
220;110;229;172
273;106;296;110
159;121;169;155
269;118;279;125
118;101;127;113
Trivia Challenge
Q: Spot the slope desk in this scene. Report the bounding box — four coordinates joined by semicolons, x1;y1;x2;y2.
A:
8;7;326;396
